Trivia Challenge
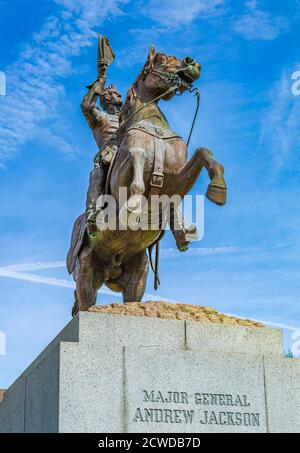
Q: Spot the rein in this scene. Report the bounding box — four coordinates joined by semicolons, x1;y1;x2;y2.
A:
118;85;177;132
186;87;201;147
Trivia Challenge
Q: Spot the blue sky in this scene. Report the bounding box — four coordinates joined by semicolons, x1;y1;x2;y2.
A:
1;0;300;388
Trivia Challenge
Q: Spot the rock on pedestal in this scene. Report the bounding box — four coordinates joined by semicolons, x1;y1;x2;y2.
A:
0;311;299;433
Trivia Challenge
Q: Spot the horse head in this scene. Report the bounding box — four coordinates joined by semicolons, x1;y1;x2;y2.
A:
120;46;201;124
142;45;201;99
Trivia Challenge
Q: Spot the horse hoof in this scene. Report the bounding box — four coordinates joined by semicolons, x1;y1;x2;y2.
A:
206;182;227;206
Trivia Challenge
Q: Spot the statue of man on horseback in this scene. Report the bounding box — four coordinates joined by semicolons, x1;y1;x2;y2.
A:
67;36;227;316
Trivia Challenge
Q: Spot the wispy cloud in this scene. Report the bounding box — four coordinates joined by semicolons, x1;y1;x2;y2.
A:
139;0;225;27
116;27;162;69
1;259;299;339
116;0;227;69
233;0;289;41
0;0;128;166
160;242;291;258
224;311;300;334
0;261;65;272
161;246;240;258
0;261;115;295
0;241;290;275
0;268;75;289
259;66;300;171
0;247;238;279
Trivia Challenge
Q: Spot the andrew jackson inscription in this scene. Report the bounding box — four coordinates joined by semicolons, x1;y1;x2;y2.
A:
133;390;260;428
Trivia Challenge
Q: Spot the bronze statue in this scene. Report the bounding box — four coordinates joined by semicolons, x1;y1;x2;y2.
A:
67;36;227;316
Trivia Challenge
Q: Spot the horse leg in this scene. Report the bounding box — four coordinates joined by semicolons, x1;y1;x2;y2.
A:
117;252;149;302
72;245;99;315
121;147;146;215
177;147;227;206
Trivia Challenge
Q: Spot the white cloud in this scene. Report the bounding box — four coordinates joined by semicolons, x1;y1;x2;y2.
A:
0;0;128;166
116;27;162;68
160;242;290;258
233;1;289;41
140;0;225;27
0;261;65;272
223;311;300;334
259;66;300;171
53;0;126;18
0;261;115;294
161;246;240;257
0;268;75;289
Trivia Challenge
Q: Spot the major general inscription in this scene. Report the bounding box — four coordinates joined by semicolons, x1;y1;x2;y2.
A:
133;390;261;427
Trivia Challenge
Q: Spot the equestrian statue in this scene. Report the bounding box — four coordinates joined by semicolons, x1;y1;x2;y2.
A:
67;35;227;316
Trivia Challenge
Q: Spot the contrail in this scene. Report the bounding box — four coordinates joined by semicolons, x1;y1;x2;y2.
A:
0;260;299;333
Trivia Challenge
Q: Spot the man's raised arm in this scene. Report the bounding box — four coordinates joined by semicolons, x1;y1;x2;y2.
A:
81;35;115;130
81;65;107;130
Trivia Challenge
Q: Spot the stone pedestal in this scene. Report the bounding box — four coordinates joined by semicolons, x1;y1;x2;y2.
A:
0;312;299;433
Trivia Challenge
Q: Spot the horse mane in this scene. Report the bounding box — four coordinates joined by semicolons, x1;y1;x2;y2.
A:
119;54;154;125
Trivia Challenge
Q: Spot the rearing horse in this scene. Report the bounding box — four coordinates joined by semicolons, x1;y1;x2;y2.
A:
67;45;227;315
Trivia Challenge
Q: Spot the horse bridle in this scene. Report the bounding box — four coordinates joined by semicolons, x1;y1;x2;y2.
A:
151;68;191;92
118;67;201;145
148;68;202;147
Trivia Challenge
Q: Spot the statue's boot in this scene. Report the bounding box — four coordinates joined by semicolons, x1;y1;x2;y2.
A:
172;224;198;252
85;208;100;234
170;207;198;252
85;162;109;233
